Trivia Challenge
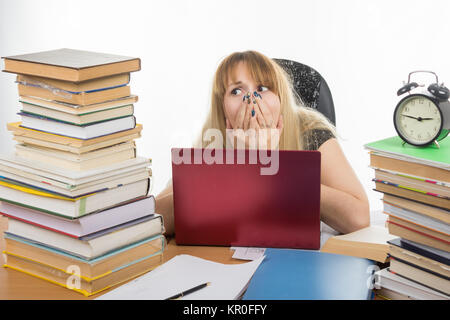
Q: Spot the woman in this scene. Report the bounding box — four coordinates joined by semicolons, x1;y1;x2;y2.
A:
156;50;369;236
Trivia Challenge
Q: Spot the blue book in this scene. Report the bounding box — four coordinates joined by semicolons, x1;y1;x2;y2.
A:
243;248;376;300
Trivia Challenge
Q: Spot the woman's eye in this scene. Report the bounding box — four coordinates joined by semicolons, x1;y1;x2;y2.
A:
231;88;242;96
258;85;268;92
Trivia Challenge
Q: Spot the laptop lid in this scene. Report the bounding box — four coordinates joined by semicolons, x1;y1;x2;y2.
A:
171;148;321;249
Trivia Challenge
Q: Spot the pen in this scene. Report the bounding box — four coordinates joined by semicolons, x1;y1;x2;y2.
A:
165;282;211;300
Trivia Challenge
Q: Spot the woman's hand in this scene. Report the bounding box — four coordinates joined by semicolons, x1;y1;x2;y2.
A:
226;92;257;148
251;92;283;149
226;92;283;149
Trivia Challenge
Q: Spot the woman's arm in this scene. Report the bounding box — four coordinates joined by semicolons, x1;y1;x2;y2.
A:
155;180;175;236
318;138;370;234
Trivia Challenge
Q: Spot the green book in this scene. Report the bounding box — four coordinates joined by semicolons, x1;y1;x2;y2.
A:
364;136;450;169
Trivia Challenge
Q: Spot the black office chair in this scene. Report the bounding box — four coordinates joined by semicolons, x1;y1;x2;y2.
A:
273;59;336;126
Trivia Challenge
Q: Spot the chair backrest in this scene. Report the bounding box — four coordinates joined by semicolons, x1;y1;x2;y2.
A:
273;58;336;126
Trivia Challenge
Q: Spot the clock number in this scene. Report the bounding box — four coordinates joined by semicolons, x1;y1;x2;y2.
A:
419;99;424;104
405;106;409;112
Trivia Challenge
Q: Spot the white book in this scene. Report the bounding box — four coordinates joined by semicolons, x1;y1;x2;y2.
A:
18;94;138;112
0;196;155;238
375;268;448;300
0;178;149;219
20;102;134;125
0;154;151;187
15;142;136;171
6;215;164;260
0;168;150;197
19;113;136;139
383;202;450;235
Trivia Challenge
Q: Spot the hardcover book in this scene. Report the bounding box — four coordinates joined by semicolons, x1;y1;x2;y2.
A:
321;225;397;263
4;233;165;281
8;121;142;154
0;196;156;238
5;214;164;259
19;113;136;140
2;48;141;82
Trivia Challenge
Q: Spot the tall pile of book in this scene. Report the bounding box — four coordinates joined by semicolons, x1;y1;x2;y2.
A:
364;136;449;300
0;49;165;297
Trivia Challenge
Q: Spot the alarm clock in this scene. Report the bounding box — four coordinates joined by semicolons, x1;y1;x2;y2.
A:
393;70;450;148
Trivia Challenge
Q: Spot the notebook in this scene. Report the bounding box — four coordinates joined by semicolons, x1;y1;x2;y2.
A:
96;254;264;300
242;248;376;300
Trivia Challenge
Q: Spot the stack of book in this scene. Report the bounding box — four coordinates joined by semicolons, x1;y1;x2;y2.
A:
364;136;449;300
0;49;166;297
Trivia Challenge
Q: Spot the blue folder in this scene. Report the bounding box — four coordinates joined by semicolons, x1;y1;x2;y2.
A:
243;248;376;300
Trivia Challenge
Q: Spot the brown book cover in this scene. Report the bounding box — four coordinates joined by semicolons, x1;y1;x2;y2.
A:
389;245;450;279
18;83;131;105
387;216;449;251
374;169;450;198
389;257;450;296
320;225;396;263
375;181;450;210
370;153;450;184
3;48;141;82
17;73;130;93
383;194;450;224
8;122;142;153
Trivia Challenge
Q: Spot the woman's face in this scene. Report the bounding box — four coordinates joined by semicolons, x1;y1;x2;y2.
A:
223;61;281;129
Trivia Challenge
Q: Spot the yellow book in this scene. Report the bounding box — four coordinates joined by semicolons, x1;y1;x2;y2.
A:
3;234;165;281
4;251;164;297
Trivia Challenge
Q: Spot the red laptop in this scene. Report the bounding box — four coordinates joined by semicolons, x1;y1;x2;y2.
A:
171;148;321;249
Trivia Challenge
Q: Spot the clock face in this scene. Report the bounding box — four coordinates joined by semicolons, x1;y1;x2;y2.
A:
394;94;443;146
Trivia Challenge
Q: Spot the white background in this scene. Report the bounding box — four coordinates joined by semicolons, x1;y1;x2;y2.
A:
1;0;450;223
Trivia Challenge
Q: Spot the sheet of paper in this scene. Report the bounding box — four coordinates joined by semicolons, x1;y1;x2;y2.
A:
96;254;264;300
231;247;266;260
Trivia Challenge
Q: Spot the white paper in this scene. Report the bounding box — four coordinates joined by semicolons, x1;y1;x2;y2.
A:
231;247;266;260
96;254;265;300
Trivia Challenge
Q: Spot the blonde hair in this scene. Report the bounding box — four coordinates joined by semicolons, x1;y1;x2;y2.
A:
196;51;336;150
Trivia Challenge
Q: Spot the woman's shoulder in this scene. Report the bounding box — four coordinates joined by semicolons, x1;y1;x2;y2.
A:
303;128;335;151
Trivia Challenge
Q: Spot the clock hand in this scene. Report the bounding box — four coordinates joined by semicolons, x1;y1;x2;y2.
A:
401;114;434;121
401;114;420;120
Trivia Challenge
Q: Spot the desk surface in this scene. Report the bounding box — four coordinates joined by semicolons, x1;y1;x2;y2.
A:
0;217;245;300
